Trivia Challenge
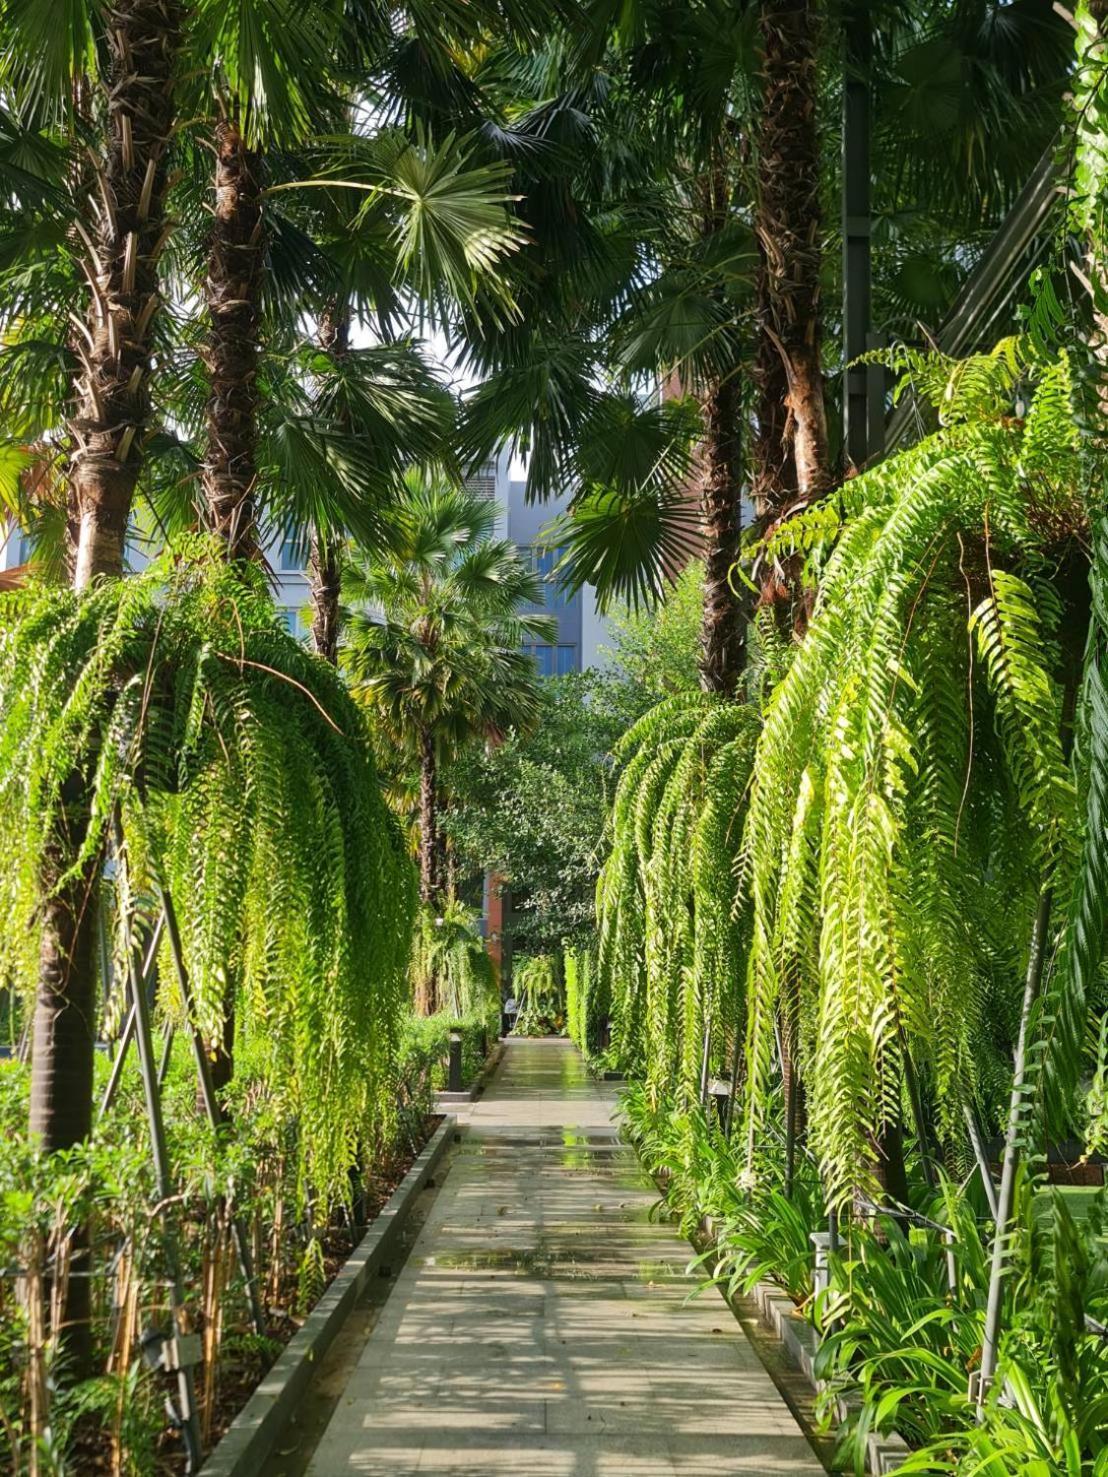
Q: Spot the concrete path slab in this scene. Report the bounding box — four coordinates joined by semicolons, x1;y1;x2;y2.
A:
307;1039;826;1476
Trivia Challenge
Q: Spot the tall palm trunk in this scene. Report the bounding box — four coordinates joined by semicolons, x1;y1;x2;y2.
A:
418;726;439;909
309;533;342;663
754;0;831;543
69;0;182;587
202;116;264;562
751;0;829;1184
416;726;439;1015
698;373;745;693
695;155;748;695
309;302;351;664
33;0;182;1374
199;116;265;1089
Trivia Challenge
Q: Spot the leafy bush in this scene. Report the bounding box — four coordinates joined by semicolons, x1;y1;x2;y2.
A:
0;1004;451;1471
565;947;606;1058
513;954;565;1035
411;901;499;1023
398;1009;498;1100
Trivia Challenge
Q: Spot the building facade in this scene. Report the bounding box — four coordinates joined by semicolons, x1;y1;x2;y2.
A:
0;454;609;667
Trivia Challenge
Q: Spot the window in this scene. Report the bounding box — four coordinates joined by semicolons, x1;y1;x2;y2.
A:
15;532;32;566
278;536;302;572
277;608;300;637
523;643;578;677
520;545;577;613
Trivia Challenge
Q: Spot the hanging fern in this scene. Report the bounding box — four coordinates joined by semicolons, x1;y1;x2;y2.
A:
0;543;415;1202
596;691;759;1103
740;348;1086;1209
411;900;499;1024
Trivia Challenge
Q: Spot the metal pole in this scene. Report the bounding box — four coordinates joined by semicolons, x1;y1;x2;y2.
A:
963;1103;1000;1220
723;1024;743;1139
123;902;203;1471
98;914;165;1120
157;1017;175;1088
698;1018;712;1105
902;1044;936;1190
159;885;266;1338
977;887;1053;1413
885;142;1061;454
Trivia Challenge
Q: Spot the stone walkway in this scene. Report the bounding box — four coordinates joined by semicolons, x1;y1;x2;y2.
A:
307;1039;825;1475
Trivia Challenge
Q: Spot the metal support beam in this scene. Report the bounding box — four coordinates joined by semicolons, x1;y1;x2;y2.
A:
159;885;266;1339
886;141;1062;452
121;887;203;1472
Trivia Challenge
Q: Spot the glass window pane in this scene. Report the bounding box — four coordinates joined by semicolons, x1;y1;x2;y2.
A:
556;645;577;675
279;537;301;572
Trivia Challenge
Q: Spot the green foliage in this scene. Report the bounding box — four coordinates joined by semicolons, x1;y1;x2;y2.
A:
513;953;565;1036
0;545;415;1201
565;946;606;1059
602;560;706;700
411;901;499;1022
596;690;759;1096
398;1009;497;1096
0;1019;443;1469
446;670;627;954
741;349;1086;1209
342;472;556;813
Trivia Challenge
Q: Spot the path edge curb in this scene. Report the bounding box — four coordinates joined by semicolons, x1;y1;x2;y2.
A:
199;1114;456;1477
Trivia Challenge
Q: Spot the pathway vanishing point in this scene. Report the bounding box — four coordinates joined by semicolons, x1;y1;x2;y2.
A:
307;1038;827;1475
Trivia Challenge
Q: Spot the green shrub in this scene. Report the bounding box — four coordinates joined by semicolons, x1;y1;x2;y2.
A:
513;954;565;1035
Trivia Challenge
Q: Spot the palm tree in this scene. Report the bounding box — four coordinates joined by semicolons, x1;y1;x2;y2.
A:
342;475;556;1010
0;0;185;1371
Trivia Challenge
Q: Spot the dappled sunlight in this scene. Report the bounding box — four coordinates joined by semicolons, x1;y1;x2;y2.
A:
306;1041;823;1475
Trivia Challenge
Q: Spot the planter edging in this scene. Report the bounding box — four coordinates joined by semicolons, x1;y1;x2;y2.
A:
199;1114;456;1477
659;1199;911;1475
745;1271;910;1472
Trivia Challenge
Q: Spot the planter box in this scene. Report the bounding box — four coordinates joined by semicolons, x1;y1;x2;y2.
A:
200;1115;456;1477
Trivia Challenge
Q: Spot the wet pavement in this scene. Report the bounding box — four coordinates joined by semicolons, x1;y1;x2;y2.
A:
306;1038;826;1475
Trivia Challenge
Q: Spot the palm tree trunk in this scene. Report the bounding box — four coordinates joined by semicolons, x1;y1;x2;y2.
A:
309;532;342;664
418;726;439;910
416;729;439;1015
699;373;747;693
754;0;831;551
202;116;264;562
695;153;749;695
29;778;99;1373
198;116;264;1088
309;302;351;664
33;0;182;1376
69;0;183;588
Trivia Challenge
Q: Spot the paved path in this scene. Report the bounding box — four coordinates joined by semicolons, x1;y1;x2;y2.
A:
307;1039;825;1476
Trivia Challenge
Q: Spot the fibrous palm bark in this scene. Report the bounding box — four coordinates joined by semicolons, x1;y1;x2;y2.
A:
202;117;264;562
415;725;439;1015
69;0;183;588
753;0;831;533
199;115;265;1094
751;0;830;1182
32;0;183;1373
697;157;747;695
698;373;745;692
309;303;351;664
